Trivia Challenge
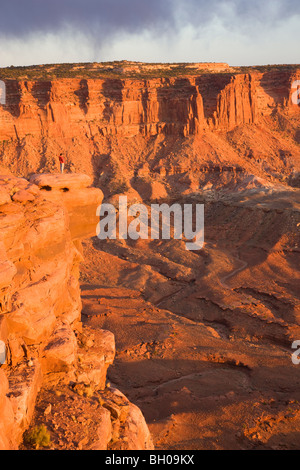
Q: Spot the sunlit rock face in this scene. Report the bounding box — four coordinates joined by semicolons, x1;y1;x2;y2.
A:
0;173;153;451
0;174;102;448
28;173;103;239
0;69;299;204
0;71;299;143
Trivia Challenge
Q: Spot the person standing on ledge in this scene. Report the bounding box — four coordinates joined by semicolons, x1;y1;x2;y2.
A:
59;153;65;174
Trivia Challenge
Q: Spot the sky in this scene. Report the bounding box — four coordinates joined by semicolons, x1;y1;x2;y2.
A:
0;0;299;67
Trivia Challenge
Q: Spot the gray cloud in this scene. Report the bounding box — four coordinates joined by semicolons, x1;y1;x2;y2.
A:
1;0;299;39
0;0;299;67
0;0;174;37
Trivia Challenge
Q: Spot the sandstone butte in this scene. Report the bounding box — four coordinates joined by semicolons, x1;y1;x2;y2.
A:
0;62;299;450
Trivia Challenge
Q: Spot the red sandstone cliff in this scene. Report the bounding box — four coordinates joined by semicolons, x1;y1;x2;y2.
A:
0;69;299;194
0;174;153;450
0;70;299;141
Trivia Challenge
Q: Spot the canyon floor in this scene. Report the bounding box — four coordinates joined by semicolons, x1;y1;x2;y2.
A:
78;187;300;450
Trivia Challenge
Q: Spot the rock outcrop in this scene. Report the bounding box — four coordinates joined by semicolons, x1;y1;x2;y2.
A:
0;173;153;450
0;70;299;145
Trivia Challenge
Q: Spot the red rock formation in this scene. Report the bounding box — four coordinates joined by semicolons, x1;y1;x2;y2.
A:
0;70;299;145
0;65;299;451
0;69;299;192
0;173;153;450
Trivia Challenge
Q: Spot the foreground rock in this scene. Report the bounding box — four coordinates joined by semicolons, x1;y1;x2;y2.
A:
21;383;153;450
0;174;153;450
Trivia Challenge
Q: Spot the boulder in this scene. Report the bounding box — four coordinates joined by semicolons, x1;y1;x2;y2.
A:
88;407;112;450
42;324;78;373
12;190;36;203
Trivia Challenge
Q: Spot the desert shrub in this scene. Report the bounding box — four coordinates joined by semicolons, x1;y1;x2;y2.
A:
1;61;298;81
109;178;130;195
72;382;95;398
23;424;51;450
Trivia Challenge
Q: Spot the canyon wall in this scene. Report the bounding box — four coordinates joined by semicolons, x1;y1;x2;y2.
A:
0;173;153;450
0;69;299;191
0;70;299;144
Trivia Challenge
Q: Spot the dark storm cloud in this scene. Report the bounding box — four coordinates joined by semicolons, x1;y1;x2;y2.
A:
0;0;299;38
0;0;174;37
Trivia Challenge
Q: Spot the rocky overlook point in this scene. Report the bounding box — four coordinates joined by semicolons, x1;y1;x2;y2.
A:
0;173;153;450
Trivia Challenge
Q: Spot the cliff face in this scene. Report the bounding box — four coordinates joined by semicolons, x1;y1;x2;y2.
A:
0;70;299;144
0;69;299;191
0;174;153;450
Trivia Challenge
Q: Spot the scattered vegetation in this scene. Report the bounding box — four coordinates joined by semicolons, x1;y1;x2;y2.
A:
235;64;300;74
109;177;130;195
72;382;95;398
0;61;298;81
106;160;131;195
23;424;51;450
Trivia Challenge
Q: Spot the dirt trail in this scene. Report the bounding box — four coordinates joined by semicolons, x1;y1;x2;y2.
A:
220;256;249;289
